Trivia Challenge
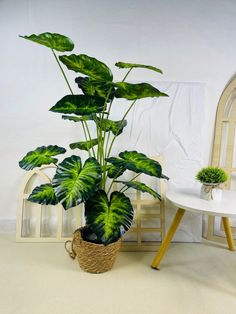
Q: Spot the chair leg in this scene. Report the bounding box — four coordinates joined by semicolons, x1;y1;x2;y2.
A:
151;208;185;269
222;217;235;251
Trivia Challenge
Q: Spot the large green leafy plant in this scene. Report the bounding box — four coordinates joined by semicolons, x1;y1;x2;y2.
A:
19;32;169;245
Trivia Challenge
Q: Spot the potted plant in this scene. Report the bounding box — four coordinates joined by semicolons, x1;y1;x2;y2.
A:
196;166;228;201
19;32;169;273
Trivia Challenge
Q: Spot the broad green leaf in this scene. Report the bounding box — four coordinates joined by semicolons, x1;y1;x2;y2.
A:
116;180;161;200
69;138;100;151
19;32;74;52
52;156;101;209
28;184;58;205
115;82;168;100
115;62;163;74
119;151;162;177
85;190;133;244
50;95;105;115
106;151;162;178
62;114;95;122
97;118;127;135
75;76;115;100
59;54;113;81
105;157;126;168
106;164;126;179
19;145;66;171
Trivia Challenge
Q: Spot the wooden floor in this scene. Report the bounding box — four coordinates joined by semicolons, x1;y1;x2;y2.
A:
1;235;236;314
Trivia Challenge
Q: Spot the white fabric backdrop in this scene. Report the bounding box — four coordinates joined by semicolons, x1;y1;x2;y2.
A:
111;82;206;241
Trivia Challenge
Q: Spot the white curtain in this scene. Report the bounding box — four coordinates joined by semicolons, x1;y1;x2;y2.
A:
111;82;206;241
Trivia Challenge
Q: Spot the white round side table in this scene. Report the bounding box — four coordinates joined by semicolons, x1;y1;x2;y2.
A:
151;188;236;269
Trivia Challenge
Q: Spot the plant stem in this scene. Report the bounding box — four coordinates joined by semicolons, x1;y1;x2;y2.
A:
104;68;132;120
84;121;95;157
106;97;114;117
98;113;103;164
51;49;74;95
102;68;133;171
119;173;141;192
97;88;114;189
120;186;130;193
81;121;91;157
122;68;133;82
93;115;100;160
105;130;111;158
51;49;93;158
101;87;112;123
106;99;136;159
104;67;133;156
107;177;117;195
103;99;137;189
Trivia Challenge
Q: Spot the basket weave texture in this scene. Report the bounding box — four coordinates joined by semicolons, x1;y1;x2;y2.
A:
71;228;121;273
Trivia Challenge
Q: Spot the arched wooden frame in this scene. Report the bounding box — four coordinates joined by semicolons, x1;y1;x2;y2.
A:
16;165;83;242
207;76;236;243
16;158;165;250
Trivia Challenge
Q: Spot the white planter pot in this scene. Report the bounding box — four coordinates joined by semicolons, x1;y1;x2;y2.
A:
200;183;222;201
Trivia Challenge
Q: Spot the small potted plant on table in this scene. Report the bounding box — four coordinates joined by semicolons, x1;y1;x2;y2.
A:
196;166;228;201
19;32;169;273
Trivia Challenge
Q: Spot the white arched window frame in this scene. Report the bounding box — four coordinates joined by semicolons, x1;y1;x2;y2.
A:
207;77;236;243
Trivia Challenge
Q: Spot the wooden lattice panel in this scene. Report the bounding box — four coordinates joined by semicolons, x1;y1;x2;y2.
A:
121;190;165;252
206;77;236;244
120;157;165;251
16;165;83;242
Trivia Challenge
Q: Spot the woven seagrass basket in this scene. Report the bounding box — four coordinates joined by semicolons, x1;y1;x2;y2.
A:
65;227;121;273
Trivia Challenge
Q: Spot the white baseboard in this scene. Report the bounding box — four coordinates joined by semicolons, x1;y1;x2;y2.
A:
0;219;16;233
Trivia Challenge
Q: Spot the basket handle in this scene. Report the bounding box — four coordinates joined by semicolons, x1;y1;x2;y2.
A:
65;240;76;259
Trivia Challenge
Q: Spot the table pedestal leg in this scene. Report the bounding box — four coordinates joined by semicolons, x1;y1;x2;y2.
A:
222;217;235;251
151;208;185;269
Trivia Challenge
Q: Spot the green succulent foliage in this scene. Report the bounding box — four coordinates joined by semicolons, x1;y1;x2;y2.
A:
19;32;74;52
28;184;58;205
196;167;228;184
106;151;162;178
114;82;168;100
75;76;115;100
116;180;161;200
19;145;66;171
59;54;113;81
52;156;101;209
69;138;100;151
85;190;133;244
115;62;163;74
62;114;95;122
50;95;105;115
97;117;127;135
